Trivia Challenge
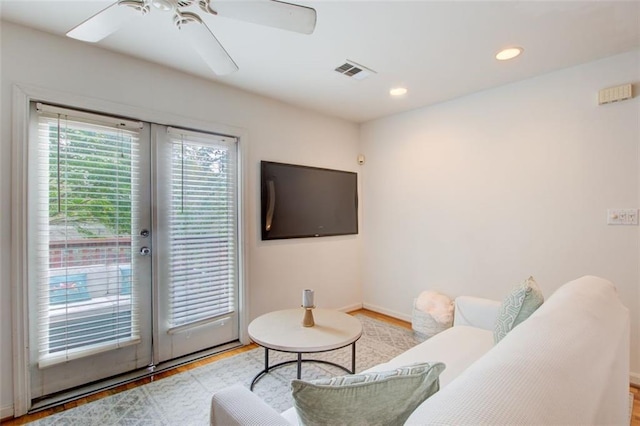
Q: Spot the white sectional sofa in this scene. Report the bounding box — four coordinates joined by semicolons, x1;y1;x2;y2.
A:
210;276;631;425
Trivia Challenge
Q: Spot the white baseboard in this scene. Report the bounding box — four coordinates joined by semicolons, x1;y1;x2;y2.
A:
362;302;412;323
338;302;363;313
630;371;640;387
1;404;14;420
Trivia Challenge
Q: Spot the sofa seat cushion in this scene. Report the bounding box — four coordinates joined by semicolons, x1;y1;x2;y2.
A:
366;325;494;387
280;325;493;425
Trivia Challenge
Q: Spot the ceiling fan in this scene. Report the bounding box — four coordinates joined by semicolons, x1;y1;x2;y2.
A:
66;0;317;75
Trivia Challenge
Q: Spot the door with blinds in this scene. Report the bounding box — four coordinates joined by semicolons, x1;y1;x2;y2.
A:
153;125;239;362
28;103;153;398
26;104;239;401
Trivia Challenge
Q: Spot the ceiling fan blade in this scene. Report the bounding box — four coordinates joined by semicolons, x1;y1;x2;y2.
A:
212;0;317;35
179;19;239;75
66;1;147;42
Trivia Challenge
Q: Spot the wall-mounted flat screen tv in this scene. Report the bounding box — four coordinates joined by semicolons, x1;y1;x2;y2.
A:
261;161;358;240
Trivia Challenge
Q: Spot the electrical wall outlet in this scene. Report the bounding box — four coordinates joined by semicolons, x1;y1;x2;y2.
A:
607;208;639;225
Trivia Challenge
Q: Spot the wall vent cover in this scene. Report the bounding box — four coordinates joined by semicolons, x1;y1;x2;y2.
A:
334;60;376;81
598;83;633;105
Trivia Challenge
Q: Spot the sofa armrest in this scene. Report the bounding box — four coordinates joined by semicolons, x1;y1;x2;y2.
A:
210;384;292;426
453;296;500;331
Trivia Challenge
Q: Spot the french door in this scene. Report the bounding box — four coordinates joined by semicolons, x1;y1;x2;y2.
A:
153;125;239;362
27;103;239;401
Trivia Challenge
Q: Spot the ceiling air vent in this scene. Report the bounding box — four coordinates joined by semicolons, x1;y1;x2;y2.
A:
334;60;376;81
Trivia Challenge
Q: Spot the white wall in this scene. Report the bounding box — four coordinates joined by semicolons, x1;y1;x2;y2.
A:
0;21;361;416
360;50;640;381
2;19;638;419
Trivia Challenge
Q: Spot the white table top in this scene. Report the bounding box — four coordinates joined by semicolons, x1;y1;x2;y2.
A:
248;309;363;353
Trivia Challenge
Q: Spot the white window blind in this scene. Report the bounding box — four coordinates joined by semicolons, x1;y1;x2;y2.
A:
166;127;238;329
34;103;142;367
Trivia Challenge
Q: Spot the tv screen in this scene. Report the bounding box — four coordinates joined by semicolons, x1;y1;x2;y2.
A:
260;161;358;240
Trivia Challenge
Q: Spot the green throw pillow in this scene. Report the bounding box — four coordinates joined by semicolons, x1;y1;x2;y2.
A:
291;362;445;426
494;276;544;343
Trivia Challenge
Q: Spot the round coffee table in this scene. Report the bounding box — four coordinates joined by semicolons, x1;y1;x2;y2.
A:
248;308;363;390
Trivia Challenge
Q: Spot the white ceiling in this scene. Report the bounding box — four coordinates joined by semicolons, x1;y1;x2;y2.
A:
2;1;639;123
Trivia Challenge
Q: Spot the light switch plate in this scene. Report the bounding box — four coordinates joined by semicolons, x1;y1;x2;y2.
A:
607;208;638;225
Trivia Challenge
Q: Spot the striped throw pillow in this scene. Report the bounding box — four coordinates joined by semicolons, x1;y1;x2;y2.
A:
494;276;544;343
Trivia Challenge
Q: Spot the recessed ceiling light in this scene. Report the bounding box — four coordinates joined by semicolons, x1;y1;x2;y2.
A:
390;87;408;97
496;47;523;61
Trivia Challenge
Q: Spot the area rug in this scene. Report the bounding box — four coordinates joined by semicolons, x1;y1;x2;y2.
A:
29;314;419;425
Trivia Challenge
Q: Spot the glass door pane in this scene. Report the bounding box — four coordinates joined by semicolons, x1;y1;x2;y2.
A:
29;103;153;398
154;125;239;362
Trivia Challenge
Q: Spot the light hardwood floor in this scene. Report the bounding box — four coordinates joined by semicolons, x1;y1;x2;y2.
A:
2;309;639;425
631;385;640;426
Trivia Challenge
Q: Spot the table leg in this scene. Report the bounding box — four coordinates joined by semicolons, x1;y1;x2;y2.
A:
251;340;360;391
351;342;356;373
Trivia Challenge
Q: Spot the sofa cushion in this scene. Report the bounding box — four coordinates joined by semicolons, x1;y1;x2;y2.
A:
367;325;493;387
453;296;501;331
290;362;445;426
494;276;543;343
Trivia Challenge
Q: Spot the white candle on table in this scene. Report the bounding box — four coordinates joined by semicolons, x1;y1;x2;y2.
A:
303;289;314;308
